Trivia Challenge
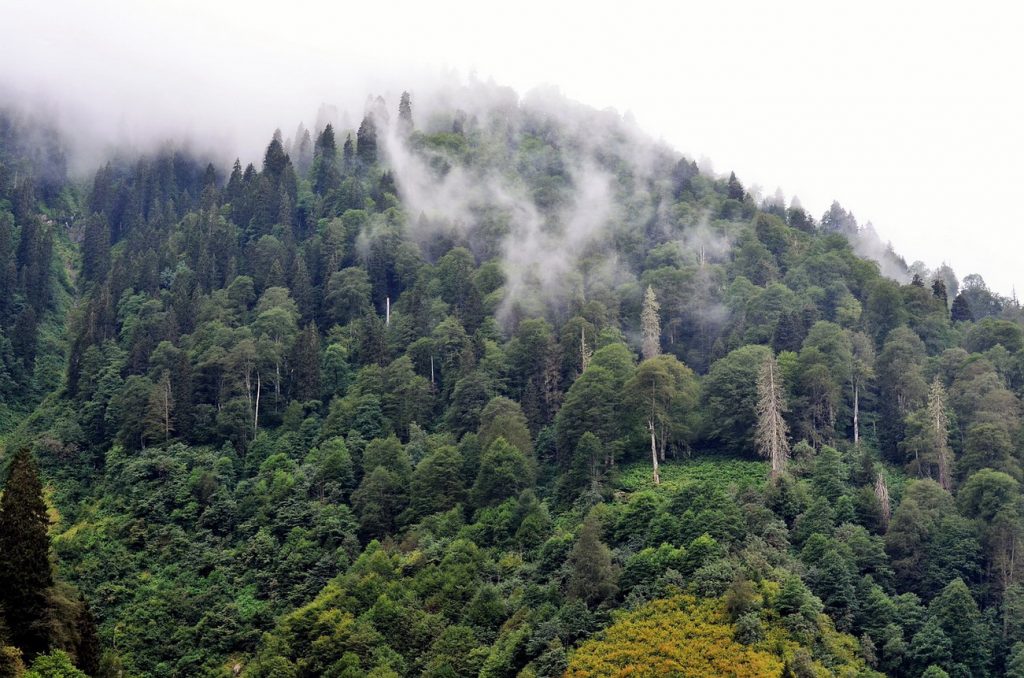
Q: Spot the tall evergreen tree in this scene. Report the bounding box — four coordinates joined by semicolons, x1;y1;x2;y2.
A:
726;171;745;200
290;322;321;402
80;214;110;286
74;599;101;677
951;292;974;323
0;449;54;658
312;124;339;196
0;212;16;324
356;114;377;166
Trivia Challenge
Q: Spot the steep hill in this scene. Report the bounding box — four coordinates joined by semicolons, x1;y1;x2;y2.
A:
1;82;1023;677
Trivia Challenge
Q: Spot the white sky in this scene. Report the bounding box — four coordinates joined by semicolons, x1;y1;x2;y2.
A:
2;0;1022;294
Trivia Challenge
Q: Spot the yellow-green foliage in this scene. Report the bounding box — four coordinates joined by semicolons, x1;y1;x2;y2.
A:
565;595;872;678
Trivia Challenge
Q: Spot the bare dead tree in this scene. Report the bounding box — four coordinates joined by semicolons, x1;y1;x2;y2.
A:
641;285;661;361
927;377;952;491
875;471;891;529
756;353;790;479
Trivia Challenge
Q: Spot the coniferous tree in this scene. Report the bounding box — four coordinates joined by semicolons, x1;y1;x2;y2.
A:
756;354;790;478
640;285;661;361
312;124;339;196
262;131;289;180
11;305;37;369
74;600;101;677
931;278;948;307
726;171;745;200
398;91;413;136
295;126;313;176
0;449;53;658
0;212;17;324
80;214;110;286
342;134;354;169
356;115;377;166
290;322;321;402
951;292;973;323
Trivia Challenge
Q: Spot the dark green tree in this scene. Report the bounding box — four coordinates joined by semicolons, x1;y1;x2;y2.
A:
469;437;533;509
356;114;378;166
950;291;974;323
0;449;54;658
398;91;413;135
566;512;618;607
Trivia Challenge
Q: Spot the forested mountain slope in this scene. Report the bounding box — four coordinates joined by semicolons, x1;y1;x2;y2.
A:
2;83;1024;677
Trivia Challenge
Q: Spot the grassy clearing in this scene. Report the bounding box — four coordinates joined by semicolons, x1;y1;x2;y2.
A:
615;455;768;494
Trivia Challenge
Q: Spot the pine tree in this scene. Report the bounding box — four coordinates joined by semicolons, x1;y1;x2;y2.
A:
0;448;54;658
755;354;790;478
927;377;952;491
640;285;661;361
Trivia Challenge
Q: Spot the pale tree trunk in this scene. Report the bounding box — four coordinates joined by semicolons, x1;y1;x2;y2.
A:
875;472;891;529
659;424;666;462
649;420;660;485
275;360;281;402
756;355;790;479
928;378;952;490
163;376;172;440
253;370;261;438
853;380;860;445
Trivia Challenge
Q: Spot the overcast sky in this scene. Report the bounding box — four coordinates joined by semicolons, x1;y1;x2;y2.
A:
2;0;1022;294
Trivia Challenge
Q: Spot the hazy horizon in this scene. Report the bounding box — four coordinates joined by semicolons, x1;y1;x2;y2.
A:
2;0;1021;294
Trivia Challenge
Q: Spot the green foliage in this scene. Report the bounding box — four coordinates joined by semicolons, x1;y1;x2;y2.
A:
23;650;87;678
0;449;53;658
615;456;766;494
5;87;1024;678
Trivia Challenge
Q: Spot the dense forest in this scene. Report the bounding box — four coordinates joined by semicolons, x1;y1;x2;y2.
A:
2;83;1024;677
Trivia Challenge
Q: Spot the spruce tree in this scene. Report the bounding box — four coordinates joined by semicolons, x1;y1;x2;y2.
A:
0;448;54;658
